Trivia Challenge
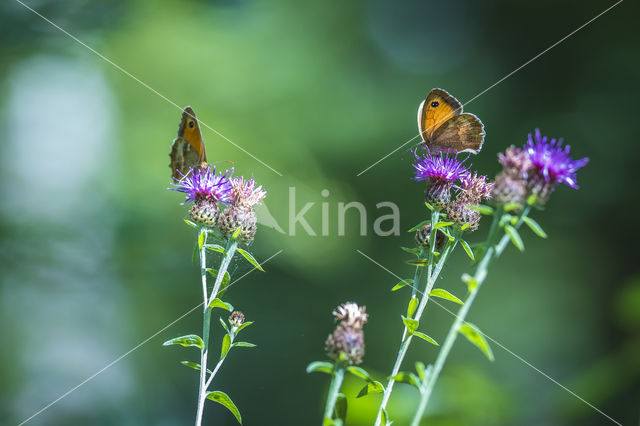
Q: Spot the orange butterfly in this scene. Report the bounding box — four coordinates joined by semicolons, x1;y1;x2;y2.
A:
169;106;208;180
417;88;485;154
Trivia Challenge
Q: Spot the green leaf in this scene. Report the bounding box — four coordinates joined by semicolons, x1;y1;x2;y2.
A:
235;321;254;334
206;268;218;277
414;331;439;346
460;240;475;260
220;334;231;360
470;204;494;215
209;298;234;312
401;246;420;257
356;381;385;398
233;342;256;348
415;362;426;381
236;248;264;271
219;317;230;333
460;223;471;231
433;221;454;230
232;226;242;240
390;371;420;388
406;259;428;266
429;288;463;305
461;273;478;292
527;194;538;205
184;219;198;228
425;201;434;211
306;361;334;374
391;279;412;291
335;393;347;422
523;217;548;238
206;391;242;424
505;225;525;251
180;361;212;373
162;334;203;349
401;316;419;335
438;227;455;241
218;271;231;298
503;202;522;212
205;244;226;254
458;323;494;361
408;220;429;232
346;366;372;382
198;232;206;250
407;297;418;318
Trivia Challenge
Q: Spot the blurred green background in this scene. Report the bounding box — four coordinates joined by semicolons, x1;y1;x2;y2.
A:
1;0;639;425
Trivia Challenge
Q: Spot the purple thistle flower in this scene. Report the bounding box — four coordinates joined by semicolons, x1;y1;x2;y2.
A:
526;129;589;190
170;166;233;204
459;172;494;203
412;150;470;184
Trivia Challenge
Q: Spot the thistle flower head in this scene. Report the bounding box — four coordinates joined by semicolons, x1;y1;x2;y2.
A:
332;302;368;329
498;146;532;178
458;172;494;204
525;129;589;190
412;150;470;184
325;302;367;365
230;177;267;208
170;166;233;204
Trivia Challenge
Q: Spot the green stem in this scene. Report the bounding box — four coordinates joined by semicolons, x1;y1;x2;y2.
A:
195;236;238;426
411;206;531;425
323;365;345;423
374;211;459;426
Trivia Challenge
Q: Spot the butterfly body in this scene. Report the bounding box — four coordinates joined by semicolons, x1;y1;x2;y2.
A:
170;106;208;180
417;88;485;154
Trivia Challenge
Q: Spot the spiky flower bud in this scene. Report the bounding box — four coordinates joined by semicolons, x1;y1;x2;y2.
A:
325;302;367;366
415;224;446;251
446;173;493;232
229;311;245;328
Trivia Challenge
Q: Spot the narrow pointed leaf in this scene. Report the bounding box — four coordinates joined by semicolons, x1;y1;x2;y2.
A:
205;244;225;254
401;246;420;257
429;288;463;305
236;248;264;271
408;220;429;232
220;334;231;360
219;317;229;333
198;232;206;249
459;322;494;361
406;259;428;266
209;298;234;312
162;334;203;349
218;271;231;298
390;371;420;388
415;362;426;381
346;366;372;382
401;316;419;335
461;273;478;292
233;342;256;348
356;381;385;398
232;226;242;239
335;393;347;421
503;203;522;212
425;202;434;211
470;204;494;215
306;361;334;374
414;331;438;346
460;240;475;260
523;217;547;238
391;279;412;291
184;219;198;228
206;391;242;424
180;361;212;373
433;221;454;230
505;225;525;251
235;321;254;334
407;297;418;318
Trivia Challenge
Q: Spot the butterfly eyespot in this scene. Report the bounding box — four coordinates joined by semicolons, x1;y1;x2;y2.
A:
431;101;439;107
188;121;195;128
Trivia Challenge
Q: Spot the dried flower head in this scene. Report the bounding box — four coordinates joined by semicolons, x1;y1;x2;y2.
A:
332;302;368;329
444;173;493;232
525;129;589;203
326;302;367;365
229;311;245;328
413;150;470;210
218;177;267;243
498;146;532;179
230;177;267;208
170;166;233;226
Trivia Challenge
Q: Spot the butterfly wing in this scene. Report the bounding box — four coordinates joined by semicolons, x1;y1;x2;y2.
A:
430;113;485;154
169;106;208;180
418;88;463;142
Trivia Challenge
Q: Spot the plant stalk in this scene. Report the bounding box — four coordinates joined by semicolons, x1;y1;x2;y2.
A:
195;235;238;426
374;210;458;426
323;365;345;423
